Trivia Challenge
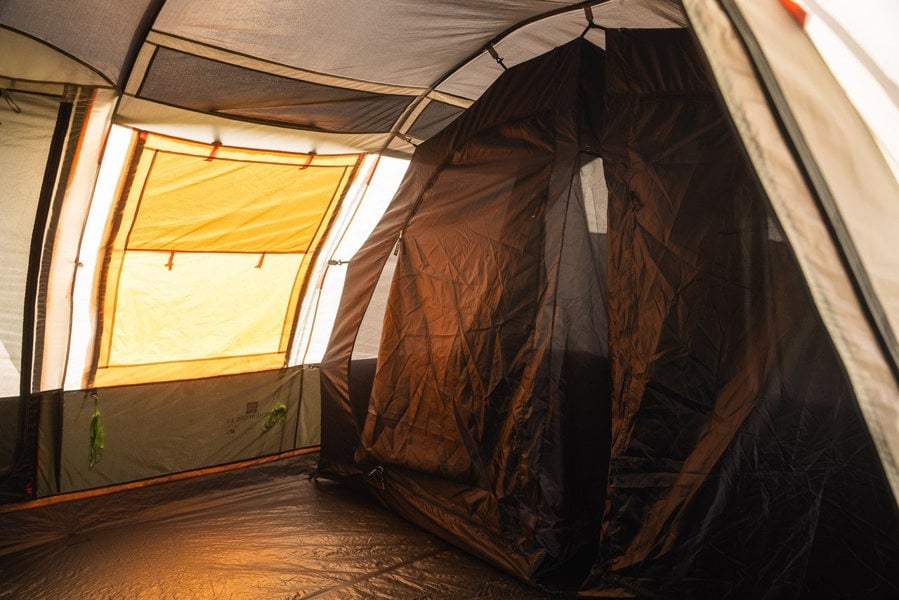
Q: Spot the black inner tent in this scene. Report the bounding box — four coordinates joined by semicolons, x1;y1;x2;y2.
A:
319;29;899;597
322;37;611;587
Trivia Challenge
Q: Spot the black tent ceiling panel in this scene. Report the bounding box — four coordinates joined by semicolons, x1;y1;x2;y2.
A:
405;100;466;141
150;0;584;89
138;48;415;133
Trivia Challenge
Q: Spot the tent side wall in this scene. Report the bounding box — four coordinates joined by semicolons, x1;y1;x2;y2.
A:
0;87;94;501
0;89;64;492
34;130;353;496
2;95;345;500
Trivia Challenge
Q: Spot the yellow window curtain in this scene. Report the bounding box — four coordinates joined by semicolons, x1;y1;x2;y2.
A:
93;132;361;386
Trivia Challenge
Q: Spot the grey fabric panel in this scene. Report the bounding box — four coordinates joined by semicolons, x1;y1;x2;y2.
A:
58;367;308;493
153;0;580;88
35;391;62;497
406;100;465;141
296;366;321;448
0;0;161;87
140;48;414;133
0;396;17;473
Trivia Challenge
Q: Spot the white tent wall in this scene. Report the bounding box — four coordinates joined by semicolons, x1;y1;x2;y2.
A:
0;90;62;477
0;83;106;496
62;125;134;393
800;0;899;179
0;90;58;399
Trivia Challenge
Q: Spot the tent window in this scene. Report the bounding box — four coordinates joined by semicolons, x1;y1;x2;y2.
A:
92;133;361;386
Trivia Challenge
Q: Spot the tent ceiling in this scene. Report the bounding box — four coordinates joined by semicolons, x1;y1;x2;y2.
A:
0;0;686;154
0;0;161;89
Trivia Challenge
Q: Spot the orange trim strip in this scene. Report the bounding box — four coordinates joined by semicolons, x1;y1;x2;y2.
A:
780;0;807;27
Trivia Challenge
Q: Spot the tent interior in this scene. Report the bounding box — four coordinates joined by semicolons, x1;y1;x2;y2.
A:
2;1;899;597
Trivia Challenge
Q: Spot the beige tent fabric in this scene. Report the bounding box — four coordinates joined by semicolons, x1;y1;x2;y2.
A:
733;0;899;373
684;0;899;501
0;91;65;398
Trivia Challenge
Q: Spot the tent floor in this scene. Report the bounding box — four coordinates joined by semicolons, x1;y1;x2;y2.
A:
0;453;554;599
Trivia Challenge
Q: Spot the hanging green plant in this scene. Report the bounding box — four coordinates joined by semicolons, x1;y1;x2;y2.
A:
88;391;104;469
263;402;288;431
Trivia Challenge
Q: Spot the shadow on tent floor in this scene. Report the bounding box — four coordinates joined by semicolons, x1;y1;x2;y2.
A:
0;453;555;599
